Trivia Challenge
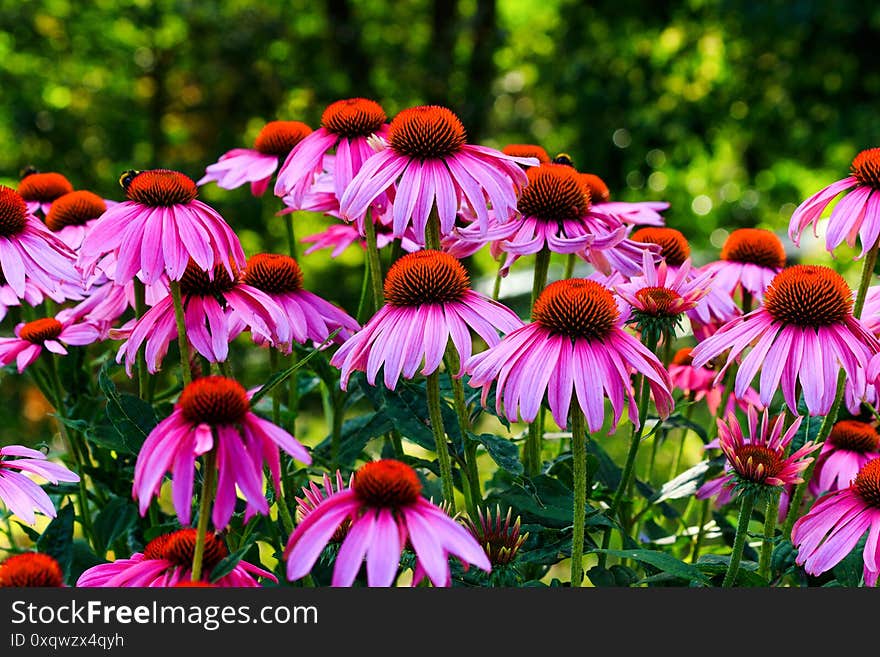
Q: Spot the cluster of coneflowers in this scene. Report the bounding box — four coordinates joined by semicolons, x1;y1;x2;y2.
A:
1;96;880;589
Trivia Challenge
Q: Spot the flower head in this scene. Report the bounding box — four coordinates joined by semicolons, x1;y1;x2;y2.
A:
242;253;359;348
275;98;390;209
284;459;491;587
132;375;311;529
692;265;880;416
79;169;246;286
698;406;817;500
17;170;73;216
0;552;64;587
0;445;80;525
199;121;313;196
462;505;529;567
339;104;534;243
76;528;276;587
331;250;522;390
466;278;673;432
0;315;100;373
702;228;787;303
789;148;880;257
502;143;550;165
43;190;107;250
579;172;669;227
792;456;880;586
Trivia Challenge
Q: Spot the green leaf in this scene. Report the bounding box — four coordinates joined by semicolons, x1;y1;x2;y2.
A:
695;555;768;587
314;412;392;465
92;497;138;557
97;364;158;454
589;548;712;585
650;459;712;504
791;407;822;453
832;534;867;587
251;330;340;405
210;538;257;583
36;503;74;580
661;411;709;444
469;432;523;475
485;476;610;530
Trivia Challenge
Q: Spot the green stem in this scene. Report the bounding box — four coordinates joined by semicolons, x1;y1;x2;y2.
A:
133;279;150;400
191;451;217;582
218;359;233;379
269;349;281;425
670;395;696;478
759;492;780;582
425;208;441;251
722;493;755;588
363;211;385;311
444;348;480;517
570;409;587;587
426;371;455;512
854;239;879;318
285;211;298;260
492;258;503;301
563;253;576;280
46;355;95;549
524;248;553;477
169;280;192;387
355;255;373;324
276;481;295;538
691;499;712;563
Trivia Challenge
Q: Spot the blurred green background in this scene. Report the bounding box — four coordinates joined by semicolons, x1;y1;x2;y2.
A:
1;0;878;441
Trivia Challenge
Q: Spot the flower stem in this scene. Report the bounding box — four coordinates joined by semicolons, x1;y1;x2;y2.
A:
524;248;552;477
691;498;712;563
492;258;503;300
444;347;481;517
425;208;441;251
285;211;298;260
268;349;281;425
425;371;455;512
722;492;755;587
132;279;151;401
570;409;588;587
758;491;780;581
191;450;217;582
355;256;373;323
363;211;385;311
169;280;192;387
563;253;576;280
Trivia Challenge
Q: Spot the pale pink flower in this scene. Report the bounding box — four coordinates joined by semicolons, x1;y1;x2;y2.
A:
0;316;99;373
0;445;79;525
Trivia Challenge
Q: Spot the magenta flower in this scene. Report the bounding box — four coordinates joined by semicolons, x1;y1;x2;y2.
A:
691;265;880;416
0;316;100;373
331;250;522;390
0;552;65;588
240;253;359;348
199;121;313;196
284;459;491;587
275;98;390;209
0;280;43;323
0;445;80;525
79;169;245;285
792;457;880;586
43;190;107;251
701;228;787;303
696;406;817;500
810;420;880;497
631;227;739;326
16;171;73;216
58;282;131;340
789;148;880;257
340;105;534;242
466;278;674;432
301;217;421;258
0;186;82;302
668;347;761;417
133;376;311;529
114;260;289;374
77;529;276;587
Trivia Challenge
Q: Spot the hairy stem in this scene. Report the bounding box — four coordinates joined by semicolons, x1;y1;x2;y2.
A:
570;409;587;587
191;450;217;582
722;493;755;588
363;211;385;311
169;280;192;387
426;371;455;512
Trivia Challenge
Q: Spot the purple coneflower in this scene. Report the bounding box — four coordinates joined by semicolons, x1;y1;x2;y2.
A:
43;190;107;251
810;420;880;496
789;148;880;257
579;173;669;227
792;456;880;586
0;316;99;373
132;375;311;529
301;217;421;258
0;186;81;302
692;264;880;416
199;121;313;196
284;459;491;587
0;445;80;525
275;98;390;208
114;260;288;374
241;253;359;348
0;553;64;587
76;529;275;587
79;169;245;285
331;250;522;390
465;278;673;432
340;105;533;242
702;228;787;303
16;170;73;216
